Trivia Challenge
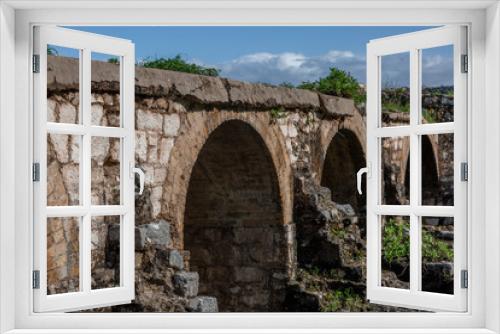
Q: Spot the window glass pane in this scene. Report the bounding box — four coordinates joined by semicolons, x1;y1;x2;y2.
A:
47;217;80;295
91;52;121;127
421;216;454;294
421;45;454;124
91;215;120;289
381;216;410;289
47;134;81;206
421;134;454;206
47;45;80;124
381;136;410;205
91;137;121;205
380;52;410;127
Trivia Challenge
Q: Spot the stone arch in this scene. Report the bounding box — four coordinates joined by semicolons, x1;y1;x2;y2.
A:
314;108;366;183
183;119;287;311
403;135;440;205
162;110;294;311
320;129;366;213
163;111;293;247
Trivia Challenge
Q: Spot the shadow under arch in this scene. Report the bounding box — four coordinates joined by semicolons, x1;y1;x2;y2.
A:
404;135;439;204
320;128;366;214
169;117;292;312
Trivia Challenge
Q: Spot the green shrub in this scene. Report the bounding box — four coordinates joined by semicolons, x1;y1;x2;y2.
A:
47;46;58;55
382;218;453;264
269;107;286;122
422;229;453;262
381;101;410;113
298;67;365;104
382;218;410;263
330;224;346;239
139;55;220;77
107;57;119;64
322;288;365;312
422;108;437;123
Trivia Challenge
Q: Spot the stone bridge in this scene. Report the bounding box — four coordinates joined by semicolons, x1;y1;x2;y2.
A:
45;56;449;312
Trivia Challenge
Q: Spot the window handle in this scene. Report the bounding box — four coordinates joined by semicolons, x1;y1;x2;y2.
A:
357;164;371;195
133;167;145;195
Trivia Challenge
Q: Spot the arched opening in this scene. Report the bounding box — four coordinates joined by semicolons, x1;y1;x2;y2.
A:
404;135;439;205
321;129;366;215
183;120;287;312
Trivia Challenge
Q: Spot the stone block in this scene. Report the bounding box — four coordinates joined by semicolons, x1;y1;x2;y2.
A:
136;109;163;131
173;271;199;298
163;114;181;137
319;93;355;118
168;250;184;270
159;138;174;164
135;220;172;251
234;267;265;283
108;223;121;245
49;133;69;163
91;103;104;125
91;136;110;165
149;186;163;218
226;79;320;110
187;296;218;312
168;72;229;104
47;99;57;122
135;131;148;162
59;102;77;124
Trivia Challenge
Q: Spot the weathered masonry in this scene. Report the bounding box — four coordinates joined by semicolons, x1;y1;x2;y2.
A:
46;56;451;312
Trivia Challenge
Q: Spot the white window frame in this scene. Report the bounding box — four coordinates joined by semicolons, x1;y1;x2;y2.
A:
33;26;136;312
0;1;499;333
366;26;468;312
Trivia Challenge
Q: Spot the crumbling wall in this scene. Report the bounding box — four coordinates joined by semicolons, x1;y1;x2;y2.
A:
46;56;454;312
46;56;360;312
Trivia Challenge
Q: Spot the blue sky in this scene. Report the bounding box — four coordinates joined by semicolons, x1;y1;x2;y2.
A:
63;26;453;87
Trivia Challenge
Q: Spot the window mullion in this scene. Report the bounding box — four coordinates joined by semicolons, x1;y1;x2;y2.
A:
81;48;92;294
409;48;421;293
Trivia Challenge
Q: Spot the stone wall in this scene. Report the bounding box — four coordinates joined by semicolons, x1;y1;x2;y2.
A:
46;55;453;312
46;55;361;312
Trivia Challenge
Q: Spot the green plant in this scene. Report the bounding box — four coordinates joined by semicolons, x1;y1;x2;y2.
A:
422;108;437;123
47;46;58;56
382;218;410;263
381;101;410;113
330;224;346;239
298;67;365;104
139;54;220;77
382;218;454;264
107;57;120;64
321;288;365;312
269;107;286;122
422;229;453;262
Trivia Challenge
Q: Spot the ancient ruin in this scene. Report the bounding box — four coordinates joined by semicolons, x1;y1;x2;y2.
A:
46;56;454;312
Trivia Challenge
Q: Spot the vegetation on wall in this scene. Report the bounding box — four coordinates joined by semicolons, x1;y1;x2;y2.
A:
321;287;365;312
298;67;366;104
382;218;453;264
269;107;286;123
47;46;58;55
138;54;220;77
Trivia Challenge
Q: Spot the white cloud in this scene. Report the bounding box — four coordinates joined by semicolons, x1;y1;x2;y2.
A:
421;54;453;87
218;50;365;86
321;50;356;63
233;52;276;64
199;49;452;87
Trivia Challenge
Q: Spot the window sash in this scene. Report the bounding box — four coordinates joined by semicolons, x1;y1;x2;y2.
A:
32;26;136;313
366;25;468;312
